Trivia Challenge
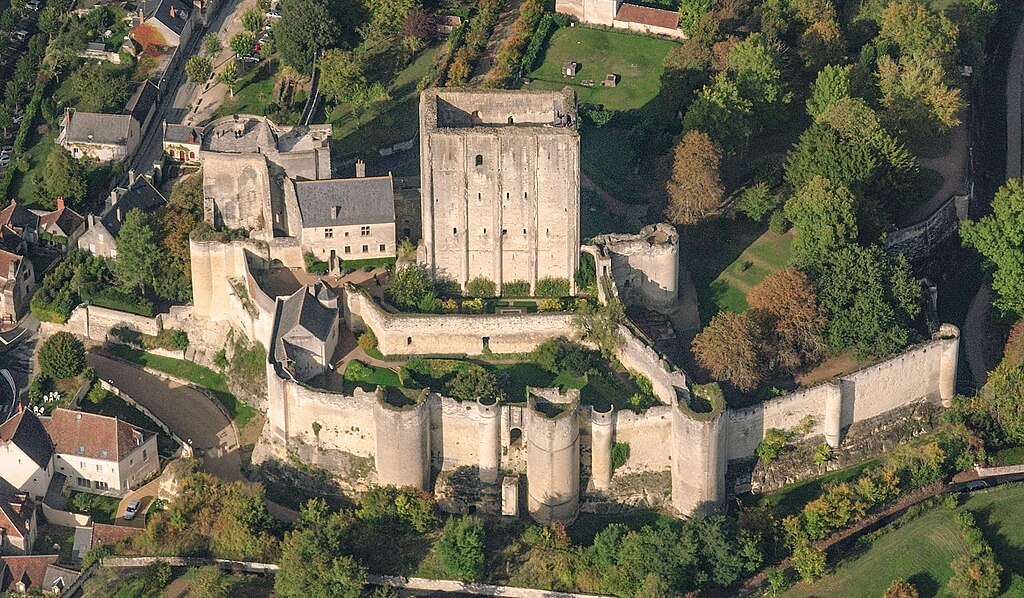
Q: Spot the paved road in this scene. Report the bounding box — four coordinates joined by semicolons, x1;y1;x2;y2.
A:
1008;14;1024;180
86;352;242;482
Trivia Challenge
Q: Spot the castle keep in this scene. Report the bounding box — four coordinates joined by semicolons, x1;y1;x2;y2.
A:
419;89;581;294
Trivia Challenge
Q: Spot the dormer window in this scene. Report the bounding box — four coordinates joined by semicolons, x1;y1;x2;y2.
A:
99;449;108;459
77;445;85;455
332;206;341;219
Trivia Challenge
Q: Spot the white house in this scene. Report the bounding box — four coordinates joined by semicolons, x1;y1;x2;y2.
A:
0;411;54;500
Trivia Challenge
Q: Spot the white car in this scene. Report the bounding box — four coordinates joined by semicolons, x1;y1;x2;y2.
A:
265;10;280;18
11;30;28;42
124;499;141;521
0;156;12;167
26;0;41;10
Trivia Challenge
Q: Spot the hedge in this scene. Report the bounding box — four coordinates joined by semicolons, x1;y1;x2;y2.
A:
520;12;561;74
0;80;45;201
535;276;569;297
82;287;154;317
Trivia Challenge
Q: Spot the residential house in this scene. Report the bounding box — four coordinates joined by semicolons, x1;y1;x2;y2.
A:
33;199;84;252
0;251;34;328
123;81;160;140
0;555;78;595
162;122;202;163
0;410;53;502
0;480;36;556
273;282;339;383
0;201;39;246
78;176;166;259
289;166;397;267
142;0;195;48
57;110;141;163
88;522;141;551
43;408;159;497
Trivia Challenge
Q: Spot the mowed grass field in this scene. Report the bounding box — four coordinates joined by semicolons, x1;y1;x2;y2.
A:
526;26;678;111
785;484;1024;597
708;229;793;314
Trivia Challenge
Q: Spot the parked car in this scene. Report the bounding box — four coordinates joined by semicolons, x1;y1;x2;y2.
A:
265;10;280;18
12;114;23;124
239;54;260;63
962;480;990;493
1;146;12;153
0;156;12;167
124;499;141;521
26;0;41;10
11;30;28;42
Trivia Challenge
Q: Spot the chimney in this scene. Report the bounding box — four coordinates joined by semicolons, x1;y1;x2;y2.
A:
117;206;123;222
56;197;65;211
128;169;136;185
355;159;365;178
88;213;96;228
169;4;175;18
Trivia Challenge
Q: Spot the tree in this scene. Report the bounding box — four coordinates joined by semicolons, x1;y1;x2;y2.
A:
402;9;435;48
806;64;850;117
218;61;238;97
185;55;213;85
41;147;87;209
348;82;390;127
230;30;257;57
784;123;878;196
318;48;366;104
275;0;338;74
748;268;827;369
683;74;753;153
38;331;85;380
665;130;724;225
363;0;419;42
276;522;366;598
815;244;921;357
446;367;498;401
386;265;433;309
692;311;765;391
947;554;1001;598
885;578;920;598
737;182;781;222
112;208;162;293
571;297;624;360
70;62;129;112
961;179;1024;315
726;33;789;129
189;566;230;598
879;0;958;64
242;6;265;32
876;54;963;133
798;19;844;72
783;176;858;269
203;32;222;57
678;0;714;35
438;516;485;581
0;104;13;138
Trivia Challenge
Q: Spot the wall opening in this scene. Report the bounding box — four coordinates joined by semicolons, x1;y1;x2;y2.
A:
508;116;514;124
406;336;412;345
510;427;523;447
475;154;483;167
482;336;490;352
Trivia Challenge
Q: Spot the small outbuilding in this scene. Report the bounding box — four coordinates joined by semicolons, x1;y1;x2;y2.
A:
601;73;618;87
562;61;578;77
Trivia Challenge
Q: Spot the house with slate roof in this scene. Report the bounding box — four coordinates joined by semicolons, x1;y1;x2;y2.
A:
57;110;141;163
0;201;39;246
141;0;196;48
273;282;340;382
162;121;202;163
33;199;84;252
0;411;54;500
0;478;37;555
287;167;397;268
78;176;167;259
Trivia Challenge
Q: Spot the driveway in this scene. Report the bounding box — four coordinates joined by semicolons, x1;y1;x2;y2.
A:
86;352;242;482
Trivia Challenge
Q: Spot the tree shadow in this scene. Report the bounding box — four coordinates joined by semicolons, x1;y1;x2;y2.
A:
907;572;940;597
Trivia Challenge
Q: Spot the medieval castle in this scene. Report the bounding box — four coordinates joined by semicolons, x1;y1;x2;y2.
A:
173;88;960;524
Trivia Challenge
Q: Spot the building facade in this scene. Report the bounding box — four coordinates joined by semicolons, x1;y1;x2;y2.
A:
419;89;581;294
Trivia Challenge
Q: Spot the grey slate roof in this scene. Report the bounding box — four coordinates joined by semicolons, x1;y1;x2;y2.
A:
0;411;53;469
64;112;133;146
150;0;191;36
101;178;166;237
123;81;159;126
164;122;202;144
279;283;337;343
294;175;395;229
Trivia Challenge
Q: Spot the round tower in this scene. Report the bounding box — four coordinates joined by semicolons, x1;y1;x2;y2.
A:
936;324;960;407
590;406;613;492
373;393;431;489
478;396;501;483
670;389;725;515
526;389;580;524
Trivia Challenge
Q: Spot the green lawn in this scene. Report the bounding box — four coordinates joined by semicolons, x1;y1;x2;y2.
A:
343;360;402;393
328;46;441;161
105;345;257;427
213;59;282;121
68;491;121;524
10;130;56;209
526;27;678;112
962;484;1024;586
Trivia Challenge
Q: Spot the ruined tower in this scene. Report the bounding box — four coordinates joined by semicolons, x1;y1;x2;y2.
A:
419;88;581;295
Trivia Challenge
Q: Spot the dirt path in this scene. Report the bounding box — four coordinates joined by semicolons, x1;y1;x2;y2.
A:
470;0;523;83
1007;18;1024;180
907;123;970;223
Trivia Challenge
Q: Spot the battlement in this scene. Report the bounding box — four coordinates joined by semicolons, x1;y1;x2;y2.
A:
422;88;578;130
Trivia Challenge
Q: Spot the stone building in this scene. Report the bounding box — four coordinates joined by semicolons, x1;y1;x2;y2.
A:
162;122;202;163
273;282;340;383
35;199;85;252
0;480;36;556
588;223;679;313
555;0;683;38
0;250;34;327
419;88;581;295
57;110;141;163
79;176;166;259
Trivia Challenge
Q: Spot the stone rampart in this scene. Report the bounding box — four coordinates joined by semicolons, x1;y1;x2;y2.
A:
725;384;833;461
57;304;163;341
885;192;970;261
344;286;576;355
189;238;276;348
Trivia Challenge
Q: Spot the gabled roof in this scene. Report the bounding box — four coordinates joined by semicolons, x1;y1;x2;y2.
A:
294;175;395;229
0;410;53;469
90;522;141;549
145;0;192;36
0;249;23;285
275;283;338;368
164;122;202;144
100;177;166;238
0;483;34;540
0;201;39;234
41;564;79;595
0;226;23;254
0;555;58;594
40;408;154;463
614;2;679;29
123;81;159;126
38;203;85;239
63;111;134;147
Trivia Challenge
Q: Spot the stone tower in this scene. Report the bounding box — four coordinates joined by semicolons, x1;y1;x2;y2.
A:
419;88;581;295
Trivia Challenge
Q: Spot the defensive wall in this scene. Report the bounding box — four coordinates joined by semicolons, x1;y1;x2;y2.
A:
885;190;970;261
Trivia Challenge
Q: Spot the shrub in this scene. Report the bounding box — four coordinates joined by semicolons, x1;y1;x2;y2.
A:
536;277;569;297
538;298;564;311
213;349;229;370
520;12;559;72
358;330;378;353
756;428;788;464
502;280;530;297
304;251;329;275
461;297;484;314
576;252;596;292
737;182;780;222
38;332;85;380
611;442;630;469
768;209;788;233
387;265;433;309
466;276;496;297
446;367;498;401
83;287;153;317
533;338;567;372
813;443;832;466
438;516;485;581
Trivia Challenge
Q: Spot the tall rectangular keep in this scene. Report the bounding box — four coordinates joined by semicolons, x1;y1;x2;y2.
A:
419;88;581;295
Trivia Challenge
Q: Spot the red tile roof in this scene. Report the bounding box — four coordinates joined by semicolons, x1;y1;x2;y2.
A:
0;492;34;539
0;555;57;593
41;408;153;463
614;3;679;29
0;249;21;283
90;523;141;549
